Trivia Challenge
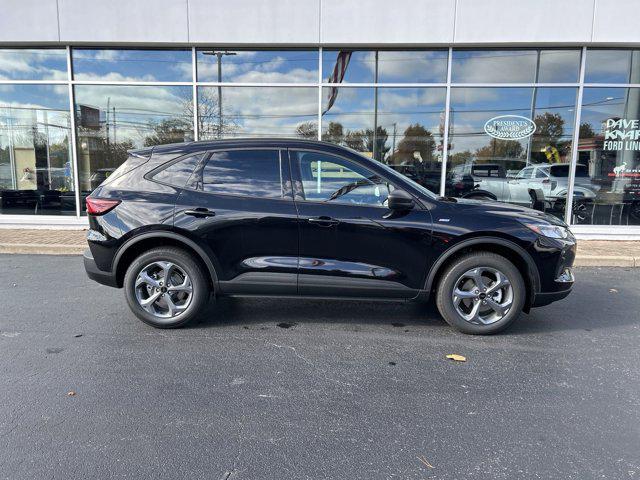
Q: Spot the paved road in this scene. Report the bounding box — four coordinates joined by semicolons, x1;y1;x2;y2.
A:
1;255;639;480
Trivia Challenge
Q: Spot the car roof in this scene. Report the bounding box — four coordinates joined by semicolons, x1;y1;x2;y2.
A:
131;138;351;156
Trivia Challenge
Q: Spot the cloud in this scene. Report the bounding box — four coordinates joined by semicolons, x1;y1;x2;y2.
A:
364;50;448;82
73;71;159;83
197;52;316;83
201;86;317;138
0;49;67;80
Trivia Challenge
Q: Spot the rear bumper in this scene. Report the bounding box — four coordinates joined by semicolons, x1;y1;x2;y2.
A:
84;249;118;287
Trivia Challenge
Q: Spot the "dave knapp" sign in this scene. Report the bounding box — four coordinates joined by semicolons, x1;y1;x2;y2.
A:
604;118;640;151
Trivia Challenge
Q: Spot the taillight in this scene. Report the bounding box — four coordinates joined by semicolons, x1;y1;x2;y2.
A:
86;197;121;215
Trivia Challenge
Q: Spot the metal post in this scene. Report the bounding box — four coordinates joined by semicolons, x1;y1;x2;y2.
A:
372;51;379;161
66;46;82;217
7;106;17;189
526;49;541;166
105;96;110;147
317;47;323;141
564;47;587;225
217;52;222;138
440;47;453;197
192;47;199;141
44;109;51;187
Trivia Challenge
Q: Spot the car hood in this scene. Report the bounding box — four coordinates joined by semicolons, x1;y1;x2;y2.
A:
440;197;567;226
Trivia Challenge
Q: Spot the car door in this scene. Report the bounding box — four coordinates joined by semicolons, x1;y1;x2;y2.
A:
173;148;299;295
507;166;534;205
289;149;433;298
531;167;553;198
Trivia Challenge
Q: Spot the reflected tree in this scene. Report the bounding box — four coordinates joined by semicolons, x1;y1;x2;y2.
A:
393;124;436;164
144;118;193;147
295;121;318;139
579;122;596;139
323;121;345;144
476;138;524;160
533;112;565;145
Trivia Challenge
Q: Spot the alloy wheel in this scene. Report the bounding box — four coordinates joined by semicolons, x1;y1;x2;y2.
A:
134;261;193;319
451;267;513;325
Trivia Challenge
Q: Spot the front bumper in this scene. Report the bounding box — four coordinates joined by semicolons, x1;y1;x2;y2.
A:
84;249;118;287
532;266;574;307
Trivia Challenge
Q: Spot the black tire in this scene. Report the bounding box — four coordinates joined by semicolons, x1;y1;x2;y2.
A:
436;252;526;335
123;247;209;328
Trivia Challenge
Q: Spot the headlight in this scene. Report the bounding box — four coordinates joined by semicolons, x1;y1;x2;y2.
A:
521;221;570;239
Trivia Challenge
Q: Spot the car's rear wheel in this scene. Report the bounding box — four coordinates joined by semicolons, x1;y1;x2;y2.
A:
436;252;525;334
124;247;209;328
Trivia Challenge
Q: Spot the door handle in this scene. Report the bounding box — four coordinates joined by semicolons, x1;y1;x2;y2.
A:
307;216;339;226
184;208;216;218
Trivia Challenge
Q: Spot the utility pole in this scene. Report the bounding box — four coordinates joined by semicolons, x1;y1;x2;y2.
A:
202;50;237;138
105;97;110;148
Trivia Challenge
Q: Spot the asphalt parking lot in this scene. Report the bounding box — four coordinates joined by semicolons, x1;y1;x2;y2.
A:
1;254;639;480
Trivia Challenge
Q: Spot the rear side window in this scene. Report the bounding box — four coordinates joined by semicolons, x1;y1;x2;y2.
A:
100;154;149;186
201;149;283;198
152;153;204;188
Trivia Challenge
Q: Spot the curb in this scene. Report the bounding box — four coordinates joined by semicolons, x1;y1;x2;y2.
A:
0;243;638;267
0;244;85;255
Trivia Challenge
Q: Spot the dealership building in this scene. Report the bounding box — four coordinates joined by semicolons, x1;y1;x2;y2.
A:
1;0;640;238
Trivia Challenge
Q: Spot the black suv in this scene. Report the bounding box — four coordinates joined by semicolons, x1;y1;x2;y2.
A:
84;139;576;334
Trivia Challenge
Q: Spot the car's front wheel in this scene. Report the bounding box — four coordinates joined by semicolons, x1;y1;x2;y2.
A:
124;247;209;328
436;252;526;334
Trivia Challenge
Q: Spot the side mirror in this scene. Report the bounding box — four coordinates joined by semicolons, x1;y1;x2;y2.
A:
387;189;414;211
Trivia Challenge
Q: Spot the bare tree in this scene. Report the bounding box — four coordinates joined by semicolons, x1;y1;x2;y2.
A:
183;89;238;140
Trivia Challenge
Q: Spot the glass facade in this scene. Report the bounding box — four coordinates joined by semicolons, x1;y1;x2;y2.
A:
0;46;638;230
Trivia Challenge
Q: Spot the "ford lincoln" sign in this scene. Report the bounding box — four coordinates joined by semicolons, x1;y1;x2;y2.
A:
484;115;536;140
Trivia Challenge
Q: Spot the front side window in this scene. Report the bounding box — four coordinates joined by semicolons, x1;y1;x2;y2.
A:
516;167;534;179
293;151;391;207
201;149;282;198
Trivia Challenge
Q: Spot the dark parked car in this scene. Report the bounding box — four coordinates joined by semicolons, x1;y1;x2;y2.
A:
84;139;576;334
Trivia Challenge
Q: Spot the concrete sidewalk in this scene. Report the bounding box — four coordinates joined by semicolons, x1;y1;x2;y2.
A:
0;228;639;267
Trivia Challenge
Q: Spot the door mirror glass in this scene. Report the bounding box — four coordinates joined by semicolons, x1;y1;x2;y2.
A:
387;189;414;211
